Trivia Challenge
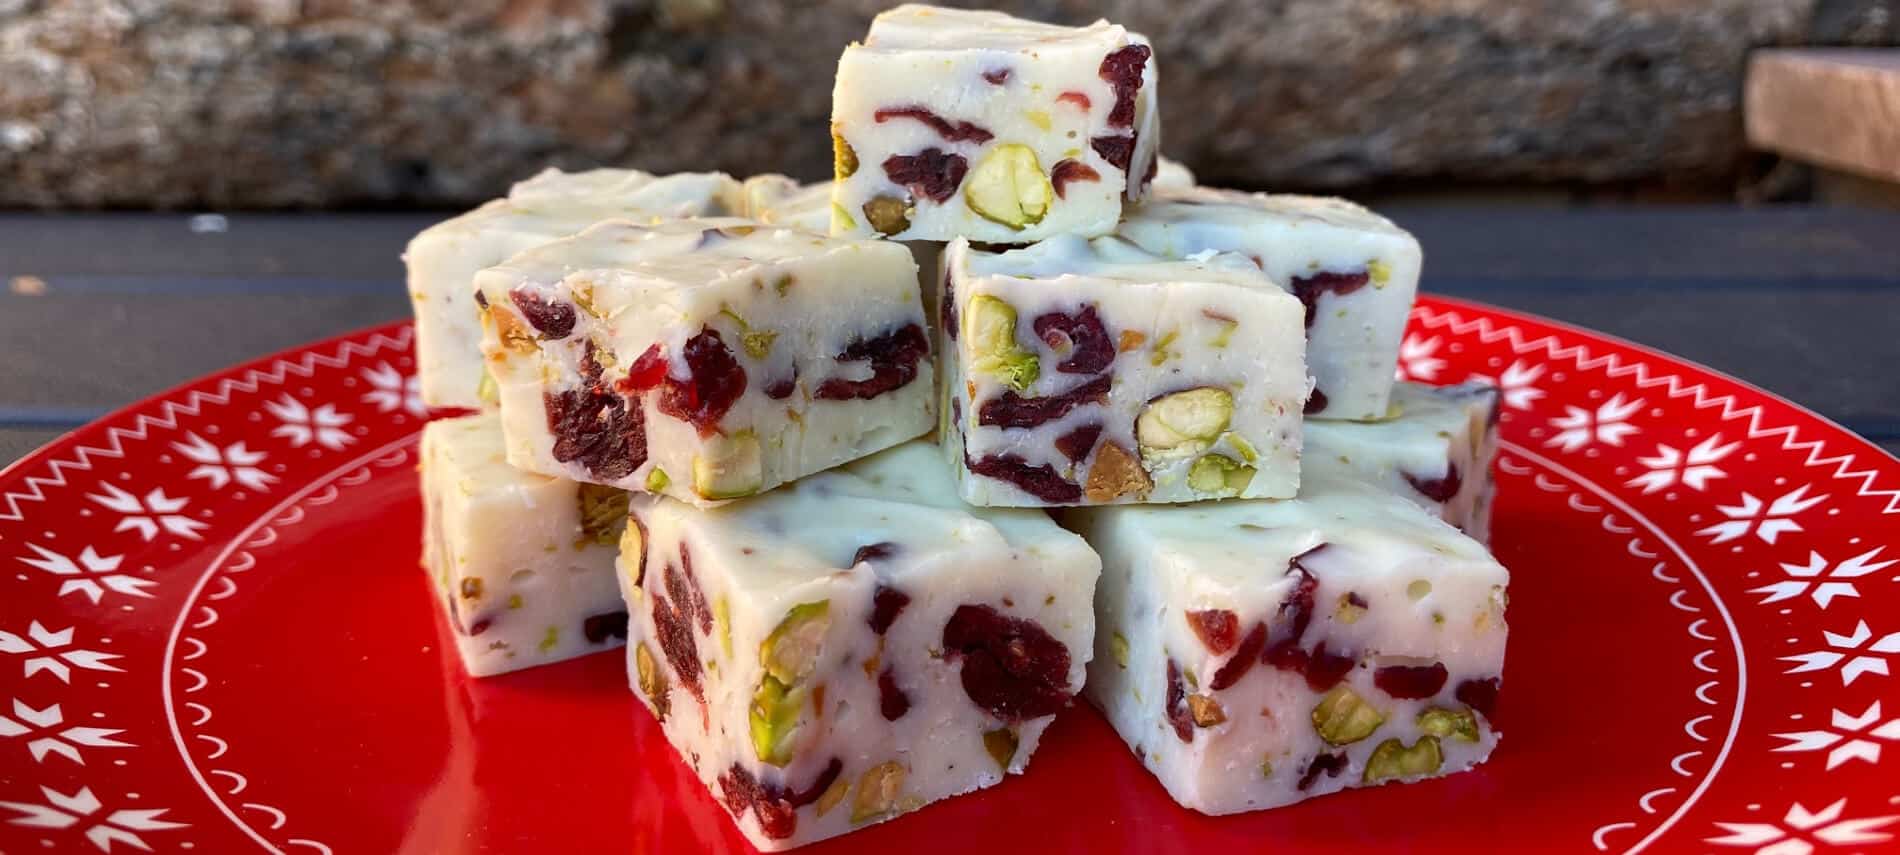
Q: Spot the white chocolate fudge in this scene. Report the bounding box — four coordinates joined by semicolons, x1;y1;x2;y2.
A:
941;234;1306;506
420;413;628;677
741;174;835;234
406;168;744;408
620;441;1100;849
1065;474;1508;815
1118;186;1422;420
1306;382;1500;542
475;217;933;506
1151;156;1196;190
830;4;1158;243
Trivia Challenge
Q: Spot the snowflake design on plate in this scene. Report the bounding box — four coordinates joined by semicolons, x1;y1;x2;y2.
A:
0;622;122;682
172;433;276;492
85;483;207;541
1394;333;1446;381
1781;621;1900;685
1771;701;1900;770
1697;485;1829;545
0;700;131;764
0;786;186;853
1626;434;1739;494
1545;393;1644;452
360;362;424;417
1749;548;1895;609
16;546;153;604
1472;358;1545;410
1707;799;1898;854
264;395;355;451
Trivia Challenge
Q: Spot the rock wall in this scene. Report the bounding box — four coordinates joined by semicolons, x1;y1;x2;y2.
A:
0;0;1881;208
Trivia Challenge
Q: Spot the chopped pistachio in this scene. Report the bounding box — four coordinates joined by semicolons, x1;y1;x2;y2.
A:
507;593;523;610
1085;441;1152;503
832;127;858;179
1148;329;1179;366
1187;454;1255;496
966;295;1040;391
1187;694;1227;727
475;368;499;404
1204;312;1239;348
983;727;1019;772
1336;593;1367;625
645;467;671;493
748;675;803;766
1137;387;1233;464
851;761;908;823
538;626;559;653
1364;736;1443;782
692;431;762;500
1023;109;1052;131
1110;632;1130;669
1117;329;1146;352
575;483;629;548
1223;432;1260;464
761;600;831;685
965;144;1054;230
1311;685;1386;746
831;202;859;233
1367;259;1391;287
715;596;733;657
741;329;778;360
863;195;911;236
635;642;669;719
815;777;849;817
1417;707;1481;742
1261;757;1274;778
1406;579;1432;601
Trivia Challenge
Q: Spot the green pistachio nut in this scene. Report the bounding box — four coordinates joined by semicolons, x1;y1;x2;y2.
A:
714;596;733;657
692;431;763;500
476;368;500;405
983;727;1019;772
862;196;911;236
644;467;671;493
966;295;1040;391
1187;454;1255;497
832;127;858;180
1416;707;1481;743
965;144;1053;230
1311;685;1386;746
851;761;908;823
635;642;669;719
576;483;630;548
1138;388;1234;464
760;600;831;685
748;675;803;766
1364;736;1443;782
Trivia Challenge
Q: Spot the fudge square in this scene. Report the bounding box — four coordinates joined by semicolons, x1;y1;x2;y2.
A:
1117;186;1422;421
1065;473;1507;815
419;413;628;677
941;234;1307;507
474;217;933;507
830;4;1158;243
1306;381;1501;542
406;168;743;409
619;441;1101;849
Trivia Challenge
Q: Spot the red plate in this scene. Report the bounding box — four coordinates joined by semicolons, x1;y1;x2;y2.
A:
3;296;1898;854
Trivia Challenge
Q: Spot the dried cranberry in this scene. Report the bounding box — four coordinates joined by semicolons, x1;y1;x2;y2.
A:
868;584;911;634
878;667;911;720
652;574;703;703
1457;677;1501;720
1404;463;1464;503
1091;134;1135;175
982;68;1011;85
1375;663;1449;699
676;542;712;634
583;610;629;644
716;758;842;842
1303;642;1355;691
964;452;1082;503
619;343;669;393
1290;270;1372;329
467;617;492;637
1304;386;1328;415
1297;752;1348;791
874;106;994;144
763;371;797;400
1164;658;1193;743
545;343;646;481
1050;159;1101;198
941;604;1072;722
1098;44;1151;128
1263;548;1325;669
814;323;929;401
472;289;489;309
1186;609;1240;654
884;148;969;204
1346;592;1369;611
853;542;897;566
1057;91;1092;111
1053;422;1103;463
791;758;843;806
1208;622;1267;690
508;287;576;339
1033;304;1114;374
1140;148;1157;191
977;375;1112;429
941;267;958;341
657;327;746;437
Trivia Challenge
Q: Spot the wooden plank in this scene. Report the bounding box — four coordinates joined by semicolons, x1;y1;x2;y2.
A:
1746;49;1900;182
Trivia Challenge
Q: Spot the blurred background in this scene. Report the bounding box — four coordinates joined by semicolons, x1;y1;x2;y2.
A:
2;0;1896;209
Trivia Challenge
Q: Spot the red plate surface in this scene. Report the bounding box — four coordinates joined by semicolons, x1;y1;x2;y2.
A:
2;296;1898;854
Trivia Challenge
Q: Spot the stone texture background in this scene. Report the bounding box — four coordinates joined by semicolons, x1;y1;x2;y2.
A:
0;0;1894;209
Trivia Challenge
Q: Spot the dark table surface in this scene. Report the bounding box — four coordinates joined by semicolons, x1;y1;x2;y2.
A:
4;207;1899;466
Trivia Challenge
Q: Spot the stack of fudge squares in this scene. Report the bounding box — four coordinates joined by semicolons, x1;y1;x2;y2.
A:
409;4;1508;849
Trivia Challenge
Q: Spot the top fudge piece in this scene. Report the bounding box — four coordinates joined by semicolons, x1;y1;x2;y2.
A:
1305;381;1500;542
621;440;1100;849
406;168;744;408
830;4;1159;243
941;235;1306;507
1118;187;1421;421
475;217;933;507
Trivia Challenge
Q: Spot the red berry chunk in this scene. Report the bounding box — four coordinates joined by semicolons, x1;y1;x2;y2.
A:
1186;609;1240;655
1208;621;1268;691
1098;44;1151;128
813;323;929;401
545;343;646;481
1298;752;1348;791
1033;304;1115;375
1304;386;1328;415
1302;642;1356;691
1404;462;1464;503
621;343;669;393
941;604;1073;722
716;757;842;842
878;667;911;721
656;327;746;438
1056;91;1092;111
1050;159;1101;198
652;563;703;703
1164;657;1193;743
884;148;969;204
868;584;911;635
1053;422;1103;463
1090;134;1135;175
1457;677;1501;720
964;451;1083;503
1290;270;1372;329
977;375;1112;429
941;266;959;341
1375;662;1450;699
582;610;629;644
982;68;1011;85
508;287;576;339
874;106;995;144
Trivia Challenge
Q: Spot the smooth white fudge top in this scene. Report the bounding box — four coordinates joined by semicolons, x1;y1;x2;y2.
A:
1134;185;1414;242
956;233;1280;290
741;174;832;233
506;168;744;215
861;4;1130;53
426;412;560;492
673;441;1098;595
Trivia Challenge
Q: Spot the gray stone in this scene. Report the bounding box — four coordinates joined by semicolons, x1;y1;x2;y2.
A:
0;0;1880;208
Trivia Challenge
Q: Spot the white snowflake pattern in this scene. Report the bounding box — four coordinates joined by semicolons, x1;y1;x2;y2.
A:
1544;392;1644;452
265;394;355;450
0;700;131;764
16;545;153;604
1395;334;1446;381
85;482;207;541
1697;485;1829;545
1749;548;1896;610
0;786;186;852
1473;359;1545;410
0;622;122;683
171;432;275;492
1782;621;1900;686
361;362;425;417
1625;434;1740;494
1707;798;1899;854
1772;702;1900;770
